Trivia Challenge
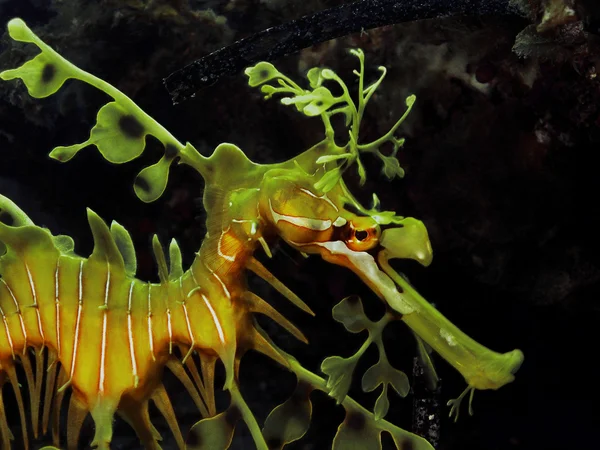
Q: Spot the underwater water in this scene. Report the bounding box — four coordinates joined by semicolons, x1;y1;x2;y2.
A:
0;0;599;449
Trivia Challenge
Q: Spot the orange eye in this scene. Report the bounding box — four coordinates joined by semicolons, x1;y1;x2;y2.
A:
346;224;380;251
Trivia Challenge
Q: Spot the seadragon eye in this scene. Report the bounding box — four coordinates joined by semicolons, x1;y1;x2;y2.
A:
346;223;380;251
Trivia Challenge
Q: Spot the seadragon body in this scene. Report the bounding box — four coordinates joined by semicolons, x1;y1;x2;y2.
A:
0;18;524;450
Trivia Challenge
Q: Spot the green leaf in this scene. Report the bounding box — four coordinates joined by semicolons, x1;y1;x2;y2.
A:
315;154;350;164
388;427;437;450
370;210;405;226
381;156;405;180
281;86;337;117
49;102;148;163
262;381;313;449
244;61;282;87
0;52;71;98
307;67;326;88
168;238;184;280
314;167;341;193
332;410;381;450
186;407;239;450
110;221;137;277
133;154;175;203
321;355;358;403
362;358;410;398
260;84;278;99
373;387;390;421
379;218;433;267
332;296;372;333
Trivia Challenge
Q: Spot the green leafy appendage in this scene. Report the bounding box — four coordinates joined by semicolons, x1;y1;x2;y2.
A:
321;296;409;420
0;18;209;203
245;49;415;191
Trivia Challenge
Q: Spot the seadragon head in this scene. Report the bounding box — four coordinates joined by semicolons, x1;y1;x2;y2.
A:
257;166;432;316
244;49;523;395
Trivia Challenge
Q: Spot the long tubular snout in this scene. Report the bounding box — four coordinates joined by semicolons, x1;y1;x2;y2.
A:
378;251;524;391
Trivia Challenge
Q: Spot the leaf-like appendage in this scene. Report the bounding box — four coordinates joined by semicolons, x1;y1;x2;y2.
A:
332;411;381;450
87;209;125;269
1;19;212;204
332;296;373;334
321;355;358;404
362;359;409;398
388;426;437;450
186;407;240;450
314;167;342;193
381;155;405;179
0;51;70;98
52;234;75;254
379;218;433;267
110;221;137;277
151;235;169;284
169;238;184;280
361;357;409;421
53;102;149;163
134;154;176;203
332;406;436;450
281;86;338;116
244;61;283;87
373;387;390;421
262;381;313;449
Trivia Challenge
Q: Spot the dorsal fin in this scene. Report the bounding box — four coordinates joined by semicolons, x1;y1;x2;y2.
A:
168;239;183;280
87;209;124;268
110;221;137;277
152;235;169;284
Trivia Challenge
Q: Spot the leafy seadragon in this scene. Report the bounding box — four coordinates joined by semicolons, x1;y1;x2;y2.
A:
0;18;523;450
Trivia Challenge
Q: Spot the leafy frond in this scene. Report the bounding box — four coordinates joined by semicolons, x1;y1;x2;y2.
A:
0;18;211;203
320;296;410;420
244;49;415;191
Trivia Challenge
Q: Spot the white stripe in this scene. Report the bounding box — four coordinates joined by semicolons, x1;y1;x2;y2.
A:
55;260;61;357
200;293;225;344
202;262;231;300
25;263;45;344
180;278;195;364
147;284;155;361
299;188;339;211
269;199;332;231
127;281;139;387
0;303;15;359
69;261;84;380
217;230;236;262
1;278;27;353
166;307;173;355
99;263;110;394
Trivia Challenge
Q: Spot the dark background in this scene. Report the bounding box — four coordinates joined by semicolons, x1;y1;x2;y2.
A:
1;1;599;449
